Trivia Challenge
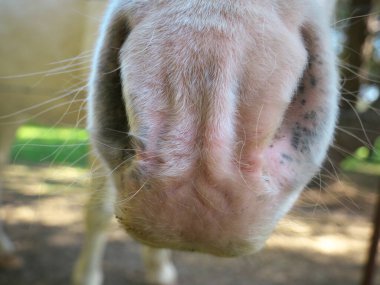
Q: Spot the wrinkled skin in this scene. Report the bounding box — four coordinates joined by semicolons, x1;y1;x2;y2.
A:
89;0;339;257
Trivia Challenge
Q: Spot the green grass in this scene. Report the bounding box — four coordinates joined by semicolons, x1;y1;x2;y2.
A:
9;125;380;174
341;138;380;175
10;125;89;167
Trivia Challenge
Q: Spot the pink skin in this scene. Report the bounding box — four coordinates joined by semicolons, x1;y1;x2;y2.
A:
89;0;338;257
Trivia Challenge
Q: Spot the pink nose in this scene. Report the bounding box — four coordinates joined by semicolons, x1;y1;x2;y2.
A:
114;167;282;257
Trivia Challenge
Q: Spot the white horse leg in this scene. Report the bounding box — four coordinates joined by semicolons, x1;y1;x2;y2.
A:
142;246;177;285
72;166;115;285
0;123;23;269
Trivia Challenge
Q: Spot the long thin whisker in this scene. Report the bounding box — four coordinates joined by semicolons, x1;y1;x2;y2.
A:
0;86;87;120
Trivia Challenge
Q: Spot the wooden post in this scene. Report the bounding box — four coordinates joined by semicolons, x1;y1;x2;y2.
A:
361;178;380;285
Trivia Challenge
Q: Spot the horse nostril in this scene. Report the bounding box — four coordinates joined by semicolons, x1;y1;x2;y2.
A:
132;137;146;152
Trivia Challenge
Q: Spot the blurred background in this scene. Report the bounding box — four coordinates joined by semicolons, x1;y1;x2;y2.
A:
0;0;379;284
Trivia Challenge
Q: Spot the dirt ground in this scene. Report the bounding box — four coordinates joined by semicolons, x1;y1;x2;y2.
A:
0;164;379;285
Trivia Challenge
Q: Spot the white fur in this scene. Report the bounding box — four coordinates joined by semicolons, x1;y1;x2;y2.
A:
1;1;339;284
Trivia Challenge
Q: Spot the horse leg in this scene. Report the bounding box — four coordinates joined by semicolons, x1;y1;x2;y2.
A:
142;246;177;285
0;123;23;269
72;165;115;285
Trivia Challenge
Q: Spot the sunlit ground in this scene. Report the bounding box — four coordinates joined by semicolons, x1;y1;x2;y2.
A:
1;163;379;285
0;125;379;284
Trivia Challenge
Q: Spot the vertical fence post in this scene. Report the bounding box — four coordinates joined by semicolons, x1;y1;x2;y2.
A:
361;177;380;285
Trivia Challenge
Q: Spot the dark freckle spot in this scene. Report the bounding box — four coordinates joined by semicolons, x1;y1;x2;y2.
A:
281;153;293;162
291;130;301;150
304;110;317;121
291;122;317;152
301;99;306;106
280;160;284;165
298;83;305;94
305;128;313;136
310;75;317;87
300;146;309;153
269;144;274;148
274;133;286;141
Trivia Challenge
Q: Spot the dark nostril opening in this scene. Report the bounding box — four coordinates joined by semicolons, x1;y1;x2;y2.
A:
129;136;146;158
122;143;135;161
132;137;146;152
121;134;145;162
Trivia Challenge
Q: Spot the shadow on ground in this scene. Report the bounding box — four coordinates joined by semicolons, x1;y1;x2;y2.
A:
0;164;379;285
